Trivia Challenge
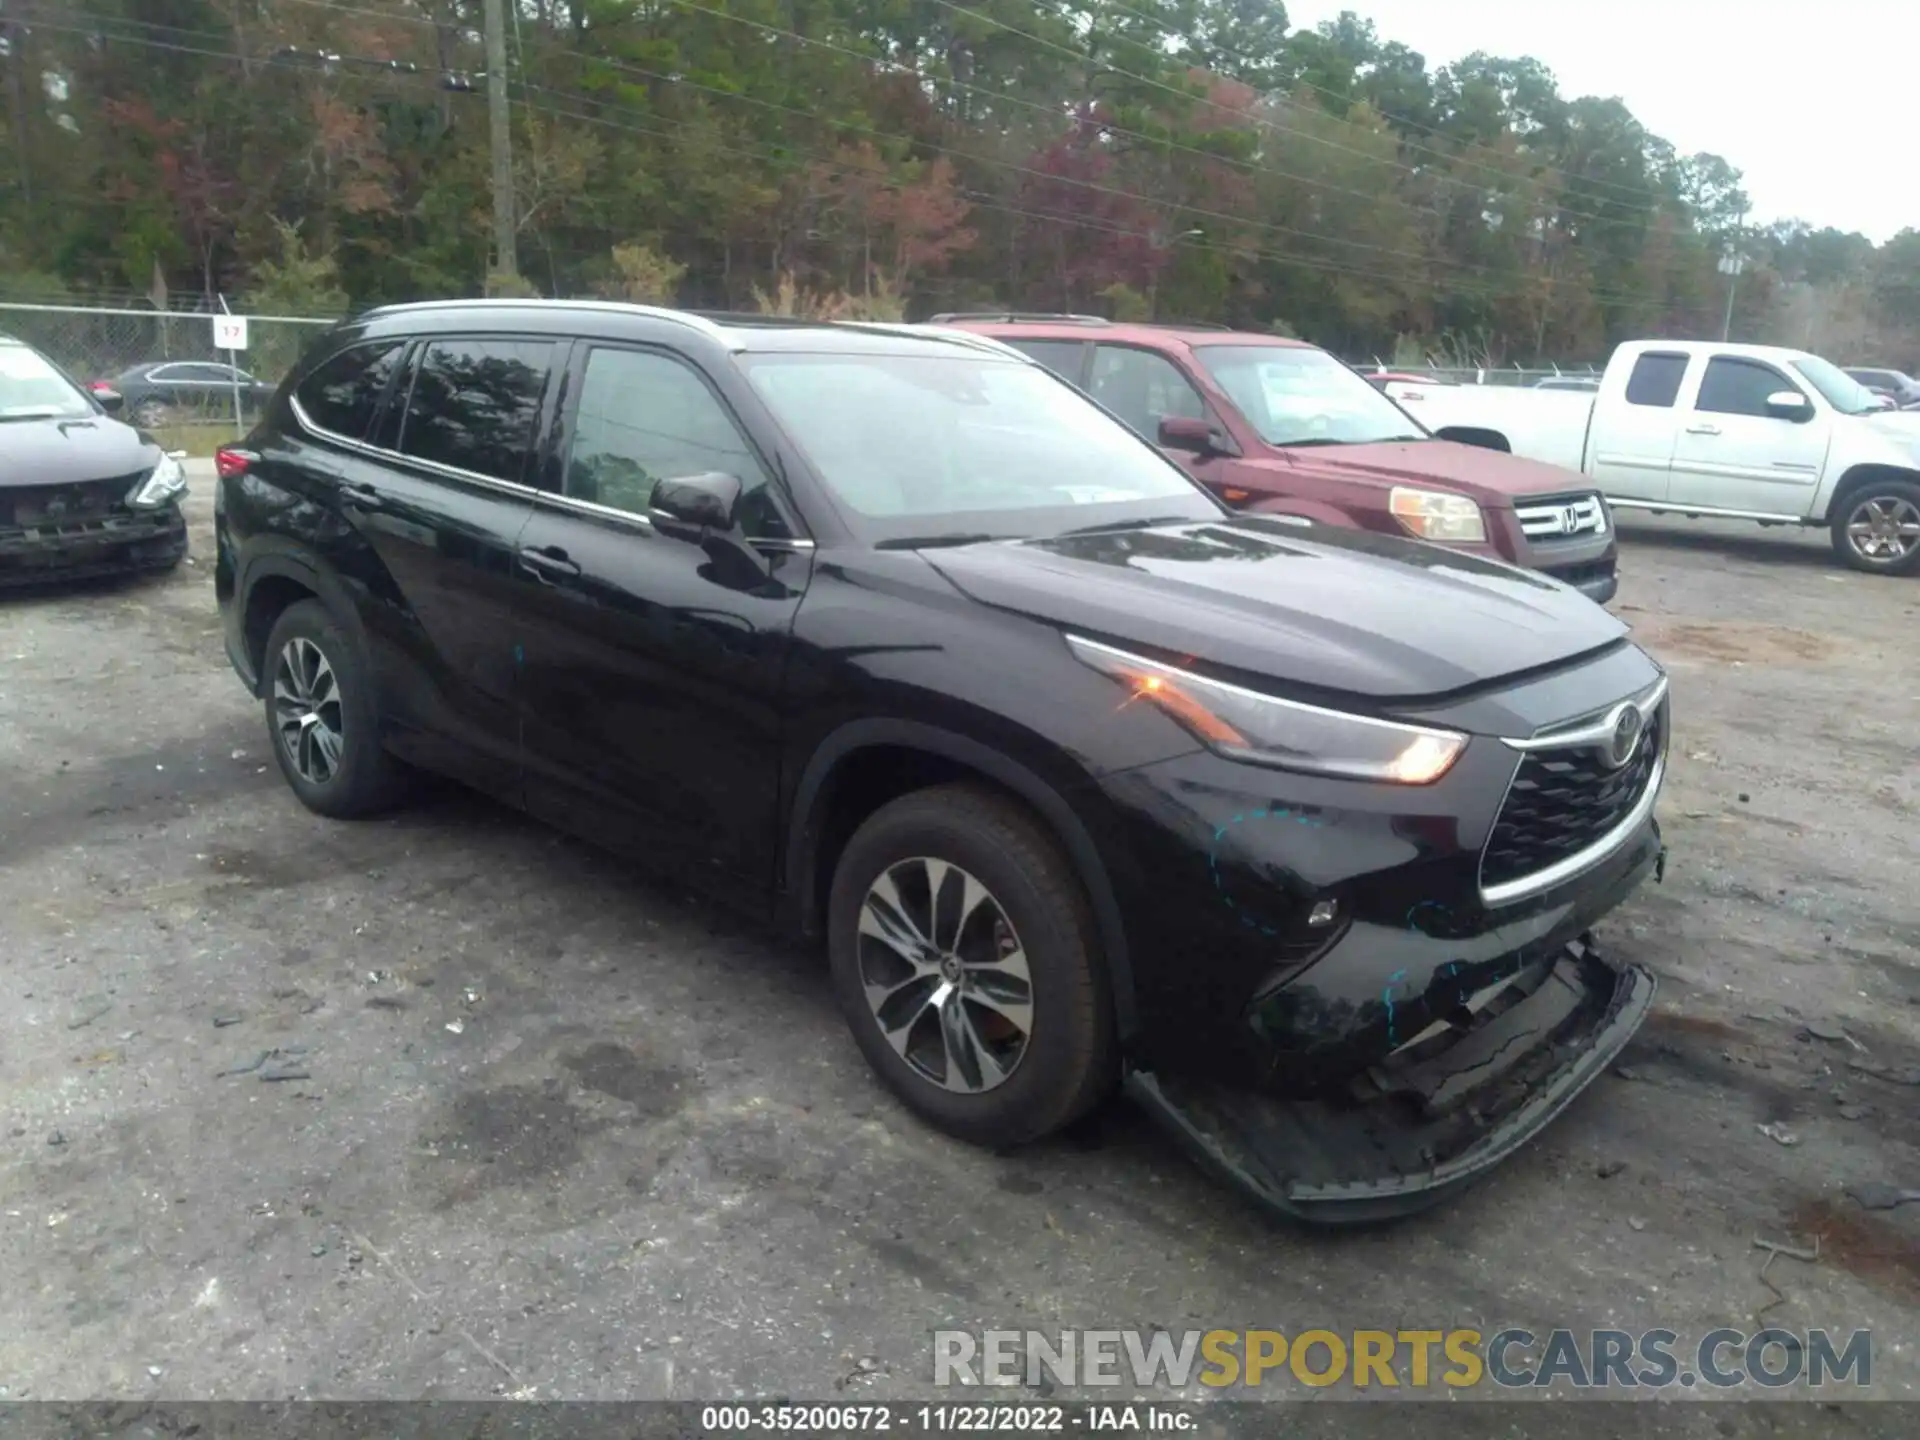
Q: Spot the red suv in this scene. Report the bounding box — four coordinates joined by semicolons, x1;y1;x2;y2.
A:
937;315;1619;603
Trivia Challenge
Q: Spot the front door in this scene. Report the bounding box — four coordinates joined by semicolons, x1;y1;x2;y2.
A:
1667;353;1831;514
512;342;812;892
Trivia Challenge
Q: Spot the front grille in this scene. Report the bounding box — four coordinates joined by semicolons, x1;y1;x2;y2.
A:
1482;705;1664;890
0;476;137;530
1515;493;1606;543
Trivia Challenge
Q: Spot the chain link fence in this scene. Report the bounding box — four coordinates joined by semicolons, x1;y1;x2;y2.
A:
1;302;339;425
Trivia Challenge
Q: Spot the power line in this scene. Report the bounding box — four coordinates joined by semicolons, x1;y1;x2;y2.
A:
1028;0;1683;209
267;0;1722;278
12;7;1757;318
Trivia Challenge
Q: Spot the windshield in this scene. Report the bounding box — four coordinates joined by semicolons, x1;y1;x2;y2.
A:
0;343;95;420
1792;355;1881;416
1194;345;1427;446
739;352;1220;542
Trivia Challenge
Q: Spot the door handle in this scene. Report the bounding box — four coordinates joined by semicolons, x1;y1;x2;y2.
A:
340;482;381;505
1684;423;1721;436
518;545;581;582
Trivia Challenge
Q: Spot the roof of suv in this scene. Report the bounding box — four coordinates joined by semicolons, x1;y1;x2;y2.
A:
347;299;1032;362
935;314;1310;351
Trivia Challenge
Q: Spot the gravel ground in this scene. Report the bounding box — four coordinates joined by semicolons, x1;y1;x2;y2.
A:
2;477;1917;1424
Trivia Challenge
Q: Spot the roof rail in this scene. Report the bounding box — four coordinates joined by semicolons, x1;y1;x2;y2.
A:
356;297;734;345
927;311;1111;326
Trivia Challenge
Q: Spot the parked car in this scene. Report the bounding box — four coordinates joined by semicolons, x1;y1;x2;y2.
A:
1844;367;1920;408
934;316;1619;603
98;359;275;427
1395;340;1920;576
218;301;1672;1221
0;334;189;585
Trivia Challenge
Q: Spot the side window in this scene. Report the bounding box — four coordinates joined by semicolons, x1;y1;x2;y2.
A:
1006;340;1087;385
398;337;555;483
1695;357;1798;418
1623;352;1688;407
295;340;405;441
1088;345;1208;439
565;347;787;536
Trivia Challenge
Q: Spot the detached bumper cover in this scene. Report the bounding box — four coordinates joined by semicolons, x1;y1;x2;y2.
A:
1127;934;1655;1224
0;507;187;585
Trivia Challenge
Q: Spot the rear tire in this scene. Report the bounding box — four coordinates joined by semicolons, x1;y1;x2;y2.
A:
827;782;1115;1147
261;599;410;818
1831;478;1920;575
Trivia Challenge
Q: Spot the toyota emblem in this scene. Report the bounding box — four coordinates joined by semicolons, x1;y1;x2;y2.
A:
1603;704;1644;769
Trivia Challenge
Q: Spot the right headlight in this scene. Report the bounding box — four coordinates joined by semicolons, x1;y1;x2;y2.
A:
1067;635;1467;784
1389;486;1486;543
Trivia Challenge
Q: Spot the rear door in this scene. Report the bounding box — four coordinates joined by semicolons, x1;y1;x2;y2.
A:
1586;350;1686;502
319;333;556;800
1667;354;1830;514
511;341;813;890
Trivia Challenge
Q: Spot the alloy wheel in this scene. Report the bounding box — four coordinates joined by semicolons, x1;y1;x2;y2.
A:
272;636;345;784
1845;495;1920;564
855;856;1034;1093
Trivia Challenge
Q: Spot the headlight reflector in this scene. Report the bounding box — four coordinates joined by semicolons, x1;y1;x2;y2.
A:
1067;635;1467;784
1389;486;1486;543
127;452;188;509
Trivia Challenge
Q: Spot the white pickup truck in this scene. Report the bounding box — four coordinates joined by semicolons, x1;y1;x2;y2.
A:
1382;340;1920;575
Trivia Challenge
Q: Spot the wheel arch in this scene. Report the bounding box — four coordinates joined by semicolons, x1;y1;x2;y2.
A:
235;548;357;696
1822;462;1920;523
784;719;1140;1040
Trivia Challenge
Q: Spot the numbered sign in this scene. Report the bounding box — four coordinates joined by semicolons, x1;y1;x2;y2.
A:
212;314;249;352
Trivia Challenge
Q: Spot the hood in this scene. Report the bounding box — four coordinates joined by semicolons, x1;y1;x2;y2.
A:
0;414;160;488
1251;438;1591;503
924;517;1629;702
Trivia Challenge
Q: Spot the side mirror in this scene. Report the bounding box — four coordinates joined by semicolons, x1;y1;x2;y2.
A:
93;387;124;415
1764;390;1811;421
1157;415;1216;454
650;471;742;533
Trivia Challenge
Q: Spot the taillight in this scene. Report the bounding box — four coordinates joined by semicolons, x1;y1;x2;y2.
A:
87;380;112;392
1220;487;1252;505
214;446;253;479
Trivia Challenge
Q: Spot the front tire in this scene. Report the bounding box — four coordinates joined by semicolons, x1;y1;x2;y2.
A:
1832;479;1920;575
261;599;409;818
827;783;1115;1147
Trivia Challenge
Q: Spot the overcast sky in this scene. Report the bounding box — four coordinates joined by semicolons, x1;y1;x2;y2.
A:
1284;1;1910;243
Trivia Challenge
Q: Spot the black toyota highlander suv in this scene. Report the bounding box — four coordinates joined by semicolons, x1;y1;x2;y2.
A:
215;300;1670;1223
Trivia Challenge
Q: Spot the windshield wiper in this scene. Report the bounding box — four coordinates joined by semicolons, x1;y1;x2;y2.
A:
1055;515;1198;537
0;408;67;423
873;532;1003;550
1272;437;1355;448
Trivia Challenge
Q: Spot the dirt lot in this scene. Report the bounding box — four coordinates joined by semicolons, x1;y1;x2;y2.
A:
2;479;1917;1424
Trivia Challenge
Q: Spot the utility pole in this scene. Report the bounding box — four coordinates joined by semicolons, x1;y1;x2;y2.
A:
481;0;518;285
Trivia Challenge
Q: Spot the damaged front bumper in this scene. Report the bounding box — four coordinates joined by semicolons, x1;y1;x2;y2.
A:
0;505;187;587
1126;933;1655;1225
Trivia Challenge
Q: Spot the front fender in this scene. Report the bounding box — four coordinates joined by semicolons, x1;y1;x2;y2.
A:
784;716;1142;1041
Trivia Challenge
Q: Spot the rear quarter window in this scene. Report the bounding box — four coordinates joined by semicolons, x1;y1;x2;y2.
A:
1624;353;1688;408
295;340;406;441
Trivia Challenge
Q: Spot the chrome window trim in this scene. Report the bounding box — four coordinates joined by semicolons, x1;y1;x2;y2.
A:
293;393;817;551
1500;673;1668;752
1480;752;1665;908
289;393;542;500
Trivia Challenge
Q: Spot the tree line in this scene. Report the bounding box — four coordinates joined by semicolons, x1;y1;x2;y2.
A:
2;1;1916;367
